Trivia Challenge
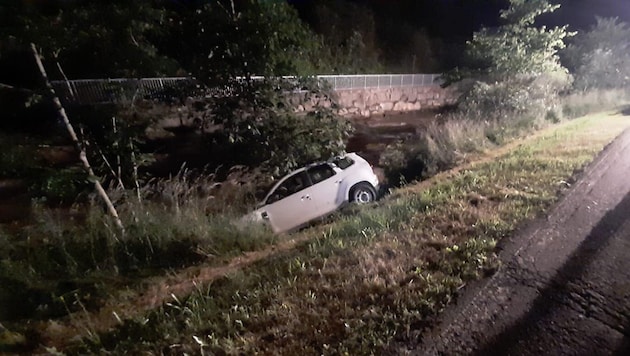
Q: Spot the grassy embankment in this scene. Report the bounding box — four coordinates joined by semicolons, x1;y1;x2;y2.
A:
61;110;630;354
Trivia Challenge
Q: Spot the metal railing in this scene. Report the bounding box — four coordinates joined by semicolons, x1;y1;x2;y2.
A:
51;77;193;104
318;74;441;90
51;74;442;104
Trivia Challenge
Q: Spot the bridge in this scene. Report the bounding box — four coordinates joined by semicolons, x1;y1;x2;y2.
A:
51;74;454;117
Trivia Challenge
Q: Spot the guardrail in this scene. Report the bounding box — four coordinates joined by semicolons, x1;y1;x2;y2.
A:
51;74;442;104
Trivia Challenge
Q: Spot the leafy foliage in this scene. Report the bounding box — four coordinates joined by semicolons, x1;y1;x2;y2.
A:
463;0;571;81
189;77;352;176
68;104;154;189
563;17;630;90
446;0;572;122
159;0;326;84
298;0;383;73
151;0;353;176
0;0;179;79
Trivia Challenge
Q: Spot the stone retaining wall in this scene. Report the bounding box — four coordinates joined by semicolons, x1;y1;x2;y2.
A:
294;85;458;118
152;84;459;135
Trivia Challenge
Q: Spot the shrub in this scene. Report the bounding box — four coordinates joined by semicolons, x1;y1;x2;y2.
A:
380;117;490;185
564;17;630;91
456;72;570;123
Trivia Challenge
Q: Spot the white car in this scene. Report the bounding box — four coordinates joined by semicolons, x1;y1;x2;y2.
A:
244;153;379;233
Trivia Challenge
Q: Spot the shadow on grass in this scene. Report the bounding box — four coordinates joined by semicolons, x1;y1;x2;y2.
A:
474;190;630;355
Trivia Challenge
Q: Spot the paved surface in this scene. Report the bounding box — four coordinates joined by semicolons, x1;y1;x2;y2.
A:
409;127;630;355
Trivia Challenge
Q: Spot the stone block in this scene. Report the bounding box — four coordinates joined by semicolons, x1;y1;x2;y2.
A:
380;102;395;111
353;99;367;110
393;101;407;111
390;89;403;102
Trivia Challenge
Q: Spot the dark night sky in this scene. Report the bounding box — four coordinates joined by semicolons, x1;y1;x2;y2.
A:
291;0;630;40
546;0;630;31
412;0;630;39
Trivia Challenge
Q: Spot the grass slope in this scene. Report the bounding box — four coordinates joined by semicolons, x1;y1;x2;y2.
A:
67;111;630;355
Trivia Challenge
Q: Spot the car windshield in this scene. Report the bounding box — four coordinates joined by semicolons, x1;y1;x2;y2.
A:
332;156;355;170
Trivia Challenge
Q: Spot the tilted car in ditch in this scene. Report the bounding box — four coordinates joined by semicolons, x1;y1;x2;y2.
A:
243;153;379;233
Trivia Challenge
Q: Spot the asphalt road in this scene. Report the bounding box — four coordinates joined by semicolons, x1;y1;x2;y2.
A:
408;127;630;355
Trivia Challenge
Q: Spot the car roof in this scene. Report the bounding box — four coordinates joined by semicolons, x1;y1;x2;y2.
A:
285;152;358;175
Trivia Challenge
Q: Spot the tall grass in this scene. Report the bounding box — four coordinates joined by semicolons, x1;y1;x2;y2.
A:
561;88;630;119
380;87;630;186
74;111;630;355
0;171;276;322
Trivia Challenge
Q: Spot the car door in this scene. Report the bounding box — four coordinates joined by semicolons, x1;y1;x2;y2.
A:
260;171;319;233
306;163;341;216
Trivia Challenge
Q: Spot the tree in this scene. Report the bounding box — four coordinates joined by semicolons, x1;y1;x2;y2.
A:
447;0;573;120
3;0;351;180
158;0;325;85
156;0;352;176
563;17;630;90
461;0;571;81
291;0;383;74
0;0;179;80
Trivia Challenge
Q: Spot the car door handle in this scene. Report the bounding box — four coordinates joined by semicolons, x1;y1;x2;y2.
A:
301;195;311;200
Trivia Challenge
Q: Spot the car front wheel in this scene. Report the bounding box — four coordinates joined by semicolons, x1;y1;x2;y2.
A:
350;183;376;204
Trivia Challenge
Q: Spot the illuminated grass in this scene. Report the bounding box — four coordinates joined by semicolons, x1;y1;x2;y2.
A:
75;111;630;355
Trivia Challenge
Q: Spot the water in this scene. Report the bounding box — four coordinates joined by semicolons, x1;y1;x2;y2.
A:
346;109;439;166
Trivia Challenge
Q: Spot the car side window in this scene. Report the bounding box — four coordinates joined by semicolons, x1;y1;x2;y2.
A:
307;164;336;185
332;156;355;170
266;171;310;204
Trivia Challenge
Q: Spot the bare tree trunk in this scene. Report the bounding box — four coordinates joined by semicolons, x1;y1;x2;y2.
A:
30;43;125;234
53;53;76;101
129;140;142;203
111;116;124;188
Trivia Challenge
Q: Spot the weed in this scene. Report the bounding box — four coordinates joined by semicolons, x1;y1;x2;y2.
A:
0;171;276;324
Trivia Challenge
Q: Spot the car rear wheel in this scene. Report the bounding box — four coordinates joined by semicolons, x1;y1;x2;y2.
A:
350;183;376;204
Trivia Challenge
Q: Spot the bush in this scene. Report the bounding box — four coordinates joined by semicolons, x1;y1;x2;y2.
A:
380;117;490;185
0;136;90;203
564;17;630;91
456;72;571;123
